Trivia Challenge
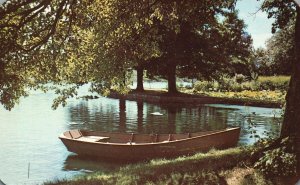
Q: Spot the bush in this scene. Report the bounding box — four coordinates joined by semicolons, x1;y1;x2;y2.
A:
257;76;290;91
217;75;236;91
217;75;245;92
194;81;216;92
192;76;289;93
241;81;260;91
253;137;296;177
191;75;290;94
235;74;246;84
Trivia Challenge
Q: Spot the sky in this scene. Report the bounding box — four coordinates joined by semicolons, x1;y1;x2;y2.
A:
0;0;275;49
236;0;274;49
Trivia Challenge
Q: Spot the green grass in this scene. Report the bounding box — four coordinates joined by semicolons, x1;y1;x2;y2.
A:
200;90;285;105
257;76;290;91
191;75;290;93
44;148;251;185
183;75;290;106
258;76;290;84
44;147;298;185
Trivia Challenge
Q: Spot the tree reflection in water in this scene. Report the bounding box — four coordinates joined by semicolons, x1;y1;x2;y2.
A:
64;97;281;173
66;97;280;139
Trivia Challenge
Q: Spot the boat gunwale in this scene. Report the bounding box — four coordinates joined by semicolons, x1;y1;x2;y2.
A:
59;127;240;146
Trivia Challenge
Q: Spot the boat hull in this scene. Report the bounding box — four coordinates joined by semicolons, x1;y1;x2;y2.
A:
59;127;240;161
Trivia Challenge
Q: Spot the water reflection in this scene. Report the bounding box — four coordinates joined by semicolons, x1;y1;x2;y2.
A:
63;155;128;173
63;98;282;175
67;99;282;142
119;98;126;132
137;100;144;133
67;98;231;134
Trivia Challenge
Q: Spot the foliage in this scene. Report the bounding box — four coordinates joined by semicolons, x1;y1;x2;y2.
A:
193;75;289;93
264;19;295;75
259;0;300;142
252;20;295;76
260;0;296;33
193;81;217;92
252;138;297;177
144;2;252;93
257;76;290;91
189;75;287;105
0;0;253;108
198;90;285;104
217;75;243;92
235;74;246;84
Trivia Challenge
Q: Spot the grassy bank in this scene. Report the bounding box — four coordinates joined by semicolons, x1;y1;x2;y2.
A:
44;147;292;185
183;89;286;105
45;148;247;185
180;75;289;106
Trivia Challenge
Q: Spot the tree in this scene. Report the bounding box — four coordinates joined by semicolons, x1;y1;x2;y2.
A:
260;0;300;167
265;19;295;75
145;9;252;92
0;0;149;108
1;0;252;106
0;0;96;109
177;11;252;80
251;48;271;76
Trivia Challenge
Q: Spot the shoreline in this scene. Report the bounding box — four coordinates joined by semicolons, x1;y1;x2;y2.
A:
108;90;282;108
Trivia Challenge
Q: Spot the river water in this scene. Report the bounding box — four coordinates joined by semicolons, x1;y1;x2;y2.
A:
0;88;281;184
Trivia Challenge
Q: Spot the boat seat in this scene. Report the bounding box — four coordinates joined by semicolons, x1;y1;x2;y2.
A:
76;136;110;142
69;130;83;139
126;142;136;145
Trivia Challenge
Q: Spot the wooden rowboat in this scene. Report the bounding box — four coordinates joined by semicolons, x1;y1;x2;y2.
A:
59;127;240;161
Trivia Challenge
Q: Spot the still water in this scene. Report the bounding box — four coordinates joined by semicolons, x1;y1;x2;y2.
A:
0;90;281;184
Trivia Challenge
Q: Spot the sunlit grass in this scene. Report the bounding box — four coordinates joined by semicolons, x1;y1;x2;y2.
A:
258;75;290;84
201;90;286;104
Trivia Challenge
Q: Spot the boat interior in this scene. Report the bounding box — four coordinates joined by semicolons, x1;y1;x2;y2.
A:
62;129;230;144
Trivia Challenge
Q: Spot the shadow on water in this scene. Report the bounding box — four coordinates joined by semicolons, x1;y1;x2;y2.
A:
63;154;130;173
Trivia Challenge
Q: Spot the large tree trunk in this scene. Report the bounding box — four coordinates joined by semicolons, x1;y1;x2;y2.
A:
136;66;144;92
281;6;300;168
167;61;178;94
281;7;300;138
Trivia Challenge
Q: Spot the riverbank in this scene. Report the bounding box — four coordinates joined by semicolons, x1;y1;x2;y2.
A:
108;89;283;108
44;147;297;185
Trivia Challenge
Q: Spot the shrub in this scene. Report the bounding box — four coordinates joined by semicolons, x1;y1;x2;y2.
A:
194;81;215;92
235;74;246;84
192;76;289;93
257;76;290;91
241;81;260;91
217;75;236;91
253;137;296;177
230;82;243;92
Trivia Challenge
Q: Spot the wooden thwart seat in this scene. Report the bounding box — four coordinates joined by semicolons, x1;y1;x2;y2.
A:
68;130;110;142
77;136;110;142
